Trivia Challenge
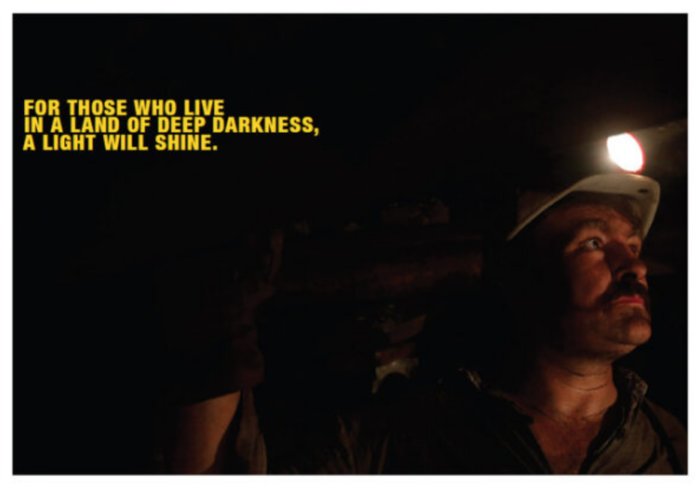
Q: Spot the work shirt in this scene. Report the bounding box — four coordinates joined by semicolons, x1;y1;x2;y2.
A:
232;367;687;474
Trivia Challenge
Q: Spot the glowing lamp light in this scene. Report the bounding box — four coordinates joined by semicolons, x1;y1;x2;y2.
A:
606;132;645;173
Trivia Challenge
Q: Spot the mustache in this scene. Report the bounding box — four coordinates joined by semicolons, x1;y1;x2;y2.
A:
601;278;651;310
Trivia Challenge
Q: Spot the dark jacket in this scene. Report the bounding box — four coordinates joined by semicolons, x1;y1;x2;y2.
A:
232;367;686;474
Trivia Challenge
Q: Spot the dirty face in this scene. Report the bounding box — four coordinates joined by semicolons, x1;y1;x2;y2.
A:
531;202;651;361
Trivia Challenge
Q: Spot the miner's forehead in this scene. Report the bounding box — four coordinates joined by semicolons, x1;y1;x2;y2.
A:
528;194;644;251
568;217;642;238
539;206;642;243
502;192;646;270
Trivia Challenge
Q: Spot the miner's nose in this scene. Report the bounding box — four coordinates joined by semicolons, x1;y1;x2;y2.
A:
609;244;648;285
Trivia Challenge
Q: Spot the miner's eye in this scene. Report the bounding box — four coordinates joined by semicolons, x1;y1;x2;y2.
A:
629;242;642;256
581;237;604;251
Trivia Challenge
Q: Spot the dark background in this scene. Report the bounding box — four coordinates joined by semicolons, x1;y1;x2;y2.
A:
13;14;687;473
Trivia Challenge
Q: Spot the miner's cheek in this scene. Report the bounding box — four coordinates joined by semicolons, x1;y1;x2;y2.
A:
565;259;611;308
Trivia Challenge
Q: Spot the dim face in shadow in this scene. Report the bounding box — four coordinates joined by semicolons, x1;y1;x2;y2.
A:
529;202;652;363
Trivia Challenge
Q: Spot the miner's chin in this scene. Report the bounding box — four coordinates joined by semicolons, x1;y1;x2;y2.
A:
609;309;653;357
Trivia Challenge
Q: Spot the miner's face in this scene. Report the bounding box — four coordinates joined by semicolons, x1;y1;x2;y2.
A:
531;202;651;361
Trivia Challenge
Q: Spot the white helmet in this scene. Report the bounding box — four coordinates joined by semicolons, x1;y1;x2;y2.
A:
507;173;660;241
